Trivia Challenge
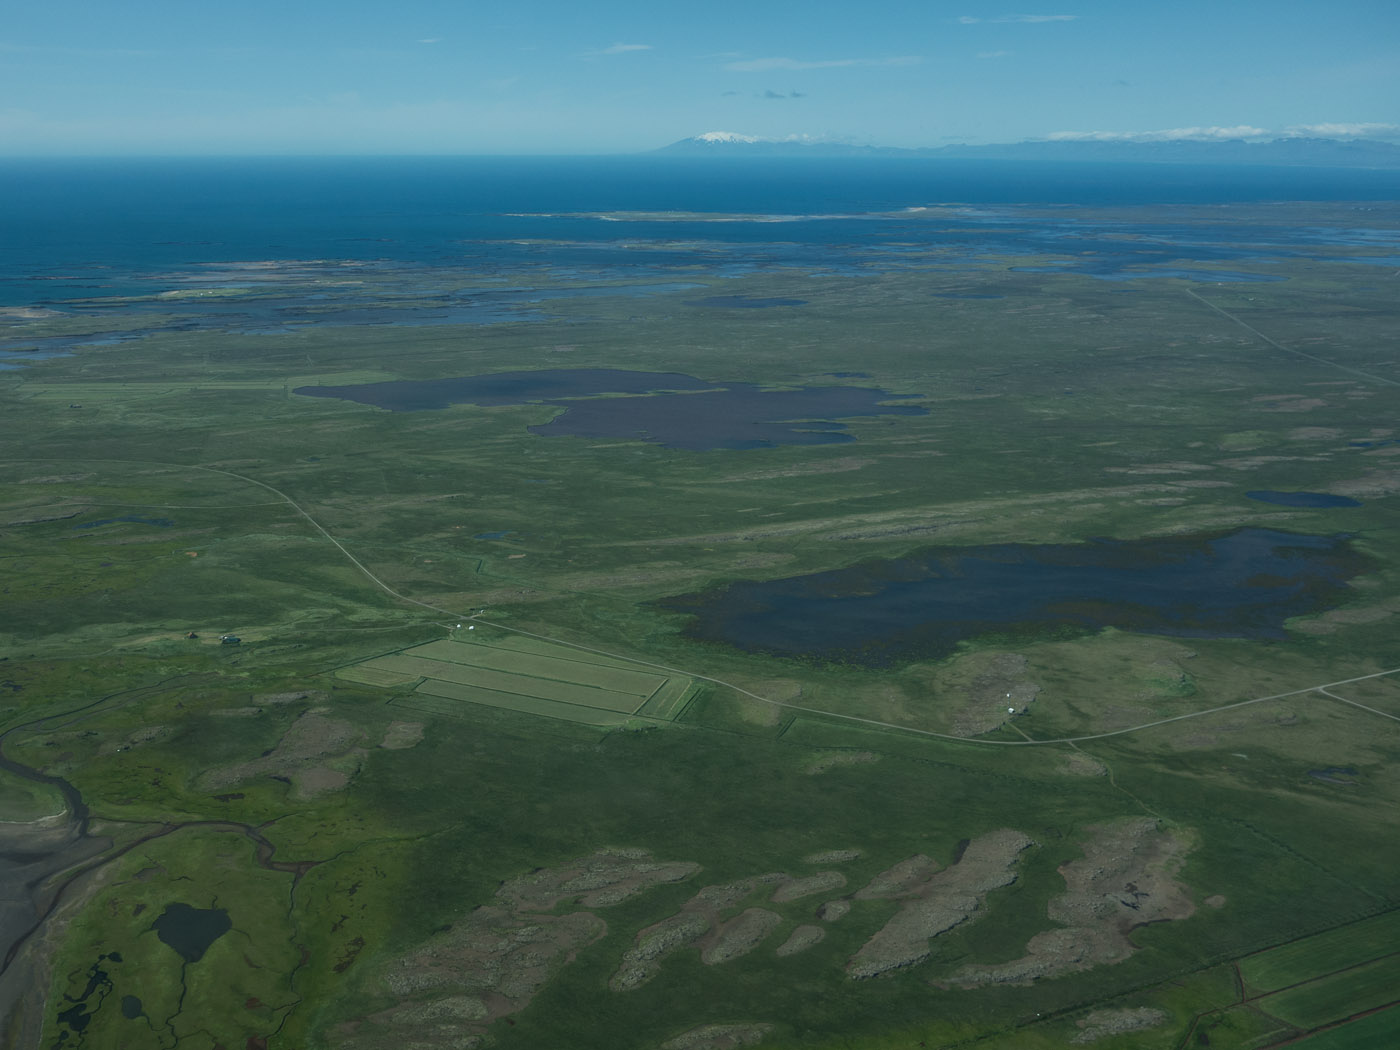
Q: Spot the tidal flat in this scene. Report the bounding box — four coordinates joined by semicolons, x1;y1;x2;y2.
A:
2;171;1400;1050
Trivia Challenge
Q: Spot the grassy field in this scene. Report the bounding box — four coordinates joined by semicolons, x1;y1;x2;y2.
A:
341;635;690;724
1285;1008;1400;1050
1240;909;1400;993
1255;954;1400;1030
2;199;1399;1050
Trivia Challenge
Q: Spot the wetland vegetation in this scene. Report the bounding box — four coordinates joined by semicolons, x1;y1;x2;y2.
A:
1;161;1399;1050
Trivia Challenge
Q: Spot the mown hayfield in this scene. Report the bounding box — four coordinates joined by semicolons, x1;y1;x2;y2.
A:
1240;909;1400;993
334;663;422;687
410;638;669;695
635;677;697;720
368;653;646;712
407;679;638;725
1256;953;1400;1030
342;634;695;725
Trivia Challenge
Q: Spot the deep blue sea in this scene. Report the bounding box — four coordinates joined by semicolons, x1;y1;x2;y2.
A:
2;156;1398;310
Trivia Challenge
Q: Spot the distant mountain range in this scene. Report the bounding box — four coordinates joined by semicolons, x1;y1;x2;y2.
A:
655;132;1400;168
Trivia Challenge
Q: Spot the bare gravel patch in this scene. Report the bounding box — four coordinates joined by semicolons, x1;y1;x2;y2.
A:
379;720;425;750
1330;469;1400;498
855;855;940;900
802;849;861;864
196;710;366;796
775;925;825;957
771;871;846;903
1071;1007;1168;1043
500;848;701;912
952;819;1196;987
612;912;712;991
848;830;1033;978
818;900;851;922
659;1023;775;1050
702;908;783;964
612;879;757;990
337;848;698;1048
336;906;603;1049
294;767;350;798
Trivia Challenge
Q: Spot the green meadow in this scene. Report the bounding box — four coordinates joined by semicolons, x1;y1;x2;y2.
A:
1;200;1399;1050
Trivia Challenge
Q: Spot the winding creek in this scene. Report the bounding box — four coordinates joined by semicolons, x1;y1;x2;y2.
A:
0;683;319;1047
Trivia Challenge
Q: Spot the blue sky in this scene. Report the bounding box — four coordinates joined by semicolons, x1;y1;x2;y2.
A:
2;0;1396;154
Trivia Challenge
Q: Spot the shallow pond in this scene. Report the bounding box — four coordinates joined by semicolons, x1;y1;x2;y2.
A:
153;903;231;963
295;369;926;450
1246;491;1361;508
657;528;1370;665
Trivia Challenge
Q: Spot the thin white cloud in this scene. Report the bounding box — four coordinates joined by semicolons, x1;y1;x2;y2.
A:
1047;125;1271;142
587;42;653;56
1284;122;1400;138
1048;123;1400;143
977;50;1012;59
418;38;442;44
725;55;919;72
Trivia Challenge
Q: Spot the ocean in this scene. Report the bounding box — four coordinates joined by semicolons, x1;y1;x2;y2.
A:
2;156;1398;310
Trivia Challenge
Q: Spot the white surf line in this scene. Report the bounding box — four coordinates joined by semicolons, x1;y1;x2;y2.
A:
1185;287;1400;388
191;463;1400;748
1316;686;1400;724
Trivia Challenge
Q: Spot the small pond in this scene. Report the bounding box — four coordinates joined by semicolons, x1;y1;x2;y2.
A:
656;528;1370;666
1246;491;1361;509
153;902;231;963
295;369;926;450
1308;766;1359;785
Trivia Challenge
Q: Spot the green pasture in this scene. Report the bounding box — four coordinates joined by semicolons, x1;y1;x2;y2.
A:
387;654;644;711
344;635;694;725
1286;1008;1400;1050
1241;909;1400;994
333;663;422;687
404;676;639;724
412;637;669;695
1256;953;1400;1030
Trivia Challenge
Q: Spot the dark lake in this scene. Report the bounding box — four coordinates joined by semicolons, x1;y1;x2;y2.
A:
294;368;926;450
1246;490;1362;508
657;528;1370;666
153;902;231;963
